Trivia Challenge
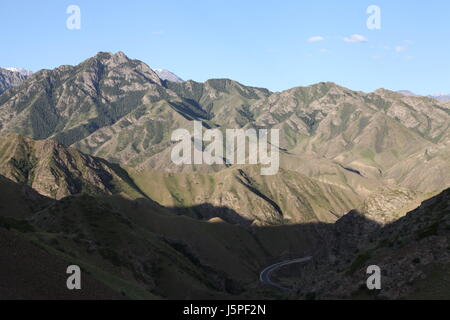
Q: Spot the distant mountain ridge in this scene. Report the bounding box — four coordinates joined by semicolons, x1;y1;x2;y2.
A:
0;67;32;94
397;89;450;102
3;68;33;77
431;93;450;102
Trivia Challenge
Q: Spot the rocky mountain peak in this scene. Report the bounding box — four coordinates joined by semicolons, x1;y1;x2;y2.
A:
79;51;162;86
94;51;130;65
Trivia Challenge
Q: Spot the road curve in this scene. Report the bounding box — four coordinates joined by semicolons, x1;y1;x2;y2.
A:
259;257;312;291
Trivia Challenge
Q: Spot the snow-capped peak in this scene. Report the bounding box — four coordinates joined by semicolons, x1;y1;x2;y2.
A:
154;69;184;83
4;68;34;77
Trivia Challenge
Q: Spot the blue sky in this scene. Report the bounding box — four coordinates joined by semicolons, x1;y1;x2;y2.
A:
1;0;449;94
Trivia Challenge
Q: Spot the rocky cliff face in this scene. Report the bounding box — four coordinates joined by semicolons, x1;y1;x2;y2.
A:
0;67;31;94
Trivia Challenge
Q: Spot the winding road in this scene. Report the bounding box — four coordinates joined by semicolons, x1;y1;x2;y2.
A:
259;256;312;291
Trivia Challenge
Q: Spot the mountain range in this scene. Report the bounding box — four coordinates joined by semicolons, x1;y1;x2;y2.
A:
0;51;449;299
3;67;34;77
398;90;450;102
0;67;33;94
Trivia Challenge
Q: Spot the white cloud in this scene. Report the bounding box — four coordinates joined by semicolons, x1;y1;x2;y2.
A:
319;48;329;53
152;31;164;36
403;40;414;44
307;36;324;42
395;46;407;52
343;34;368;43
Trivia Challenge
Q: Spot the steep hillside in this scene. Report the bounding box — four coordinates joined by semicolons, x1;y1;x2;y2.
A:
294;187;450;299
127;165;362;225
0;52;164;145
0;175;321;299
250;84;449;192
0;174;53;219
0;134;145;200
0;227;125;299
2;172;448;299
73;78;272;169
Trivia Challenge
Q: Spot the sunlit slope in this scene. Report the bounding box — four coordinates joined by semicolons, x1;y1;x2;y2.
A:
127;165;361;225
